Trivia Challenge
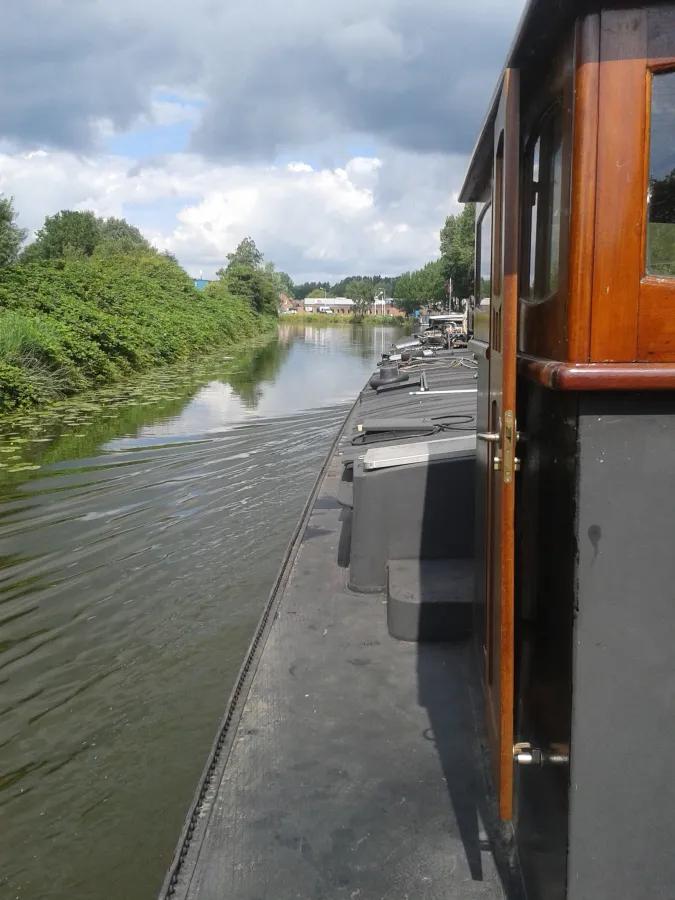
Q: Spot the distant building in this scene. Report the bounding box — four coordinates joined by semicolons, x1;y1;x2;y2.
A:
279;293;298;312
193;279;212;291
302;297;405;317
303;297;354;314
373;298;406;318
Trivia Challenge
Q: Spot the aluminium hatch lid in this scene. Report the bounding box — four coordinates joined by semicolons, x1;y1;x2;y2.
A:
362;435;476;471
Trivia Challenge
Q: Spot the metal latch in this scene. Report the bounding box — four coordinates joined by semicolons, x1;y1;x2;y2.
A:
479;417;524;475
513;742;569;766
503;410;515;483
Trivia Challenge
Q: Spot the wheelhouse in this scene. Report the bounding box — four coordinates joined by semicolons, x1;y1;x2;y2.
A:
462;2;675;898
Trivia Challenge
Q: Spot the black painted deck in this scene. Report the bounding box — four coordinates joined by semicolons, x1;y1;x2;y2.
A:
161;357;522;900
338;355;478;459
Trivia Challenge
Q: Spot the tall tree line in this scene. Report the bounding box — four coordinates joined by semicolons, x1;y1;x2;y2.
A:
0;195;477;317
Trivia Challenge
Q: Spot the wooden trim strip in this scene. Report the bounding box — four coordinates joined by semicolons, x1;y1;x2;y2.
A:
648;58;675;71
518;355;675;390
589;8;647;362
567;13;600;362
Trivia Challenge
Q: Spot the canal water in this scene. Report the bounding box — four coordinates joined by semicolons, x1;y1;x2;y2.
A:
0;324;403;900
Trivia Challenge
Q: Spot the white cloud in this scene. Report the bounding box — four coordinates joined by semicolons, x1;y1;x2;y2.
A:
144;98;204;130
0;147;466;281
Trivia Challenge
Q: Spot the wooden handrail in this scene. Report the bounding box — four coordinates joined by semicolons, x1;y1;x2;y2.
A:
518;355;675;390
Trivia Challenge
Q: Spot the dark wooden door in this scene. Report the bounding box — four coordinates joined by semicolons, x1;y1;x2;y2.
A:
482;68;520;820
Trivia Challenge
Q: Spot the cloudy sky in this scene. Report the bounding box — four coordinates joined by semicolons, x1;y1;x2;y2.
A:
1;0;524;282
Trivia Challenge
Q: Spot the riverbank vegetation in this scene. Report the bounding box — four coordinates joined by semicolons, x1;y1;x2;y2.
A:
0;190;475;412
0;202;280;413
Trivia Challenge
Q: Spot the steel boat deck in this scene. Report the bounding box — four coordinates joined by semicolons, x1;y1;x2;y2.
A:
160;356;523;900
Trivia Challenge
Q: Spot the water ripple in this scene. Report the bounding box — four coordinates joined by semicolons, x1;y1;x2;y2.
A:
0;325;402;900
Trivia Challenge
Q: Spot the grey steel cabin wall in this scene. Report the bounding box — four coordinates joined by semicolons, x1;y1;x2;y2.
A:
567;391;675;900
512;384;675;900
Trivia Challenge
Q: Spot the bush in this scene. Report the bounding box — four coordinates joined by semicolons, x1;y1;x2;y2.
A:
0;254;275;410
0;311;83;405
0;362;42;412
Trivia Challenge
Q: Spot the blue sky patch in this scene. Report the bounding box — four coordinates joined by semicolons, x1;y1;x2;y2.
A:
106;93;205;158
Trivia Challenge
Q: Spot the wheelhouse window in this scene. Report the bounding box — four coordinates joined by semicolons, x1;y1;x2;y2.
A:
476;203;493;302
646;70;675;277
493;134;504;297
521;106;563;302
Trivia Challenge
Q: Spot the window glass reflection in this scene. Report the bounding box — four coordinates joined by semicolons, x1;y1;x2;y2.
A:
647;71;675;277
479;205;492;301
528;140;540;297
522;108;562;302
547;137;562;293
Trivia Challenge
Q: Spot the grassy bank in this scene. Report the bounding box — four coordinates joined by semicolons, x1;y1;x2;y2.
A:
0;254;276;412
282;313;406;325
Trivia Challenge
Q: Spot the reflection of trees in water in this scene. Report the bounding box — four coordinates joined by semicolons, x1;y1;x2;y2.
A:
0;339;295;488
226;336;292;408
276;325;296;345
2;377;211;488
353;326;408;360
299;324;404;361
226;324;407;409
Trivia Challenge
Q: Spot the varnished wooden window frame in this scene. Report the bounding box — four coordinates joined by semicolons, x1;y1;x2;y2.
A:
515;27;573;362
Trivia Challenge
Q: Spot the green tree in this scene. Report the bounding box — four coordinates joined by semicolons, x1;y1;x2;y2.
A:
96;216;153;256
393;271;420;316
440;203;475;307
294;281;330;300
0;197;27;267
307;287;330;298
275;270;295;299
345;280;375;320
99;216;149;246
221;264;278;316
412;260;447;310
263;261;295;301
217;237;264;276
21;210;101;261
